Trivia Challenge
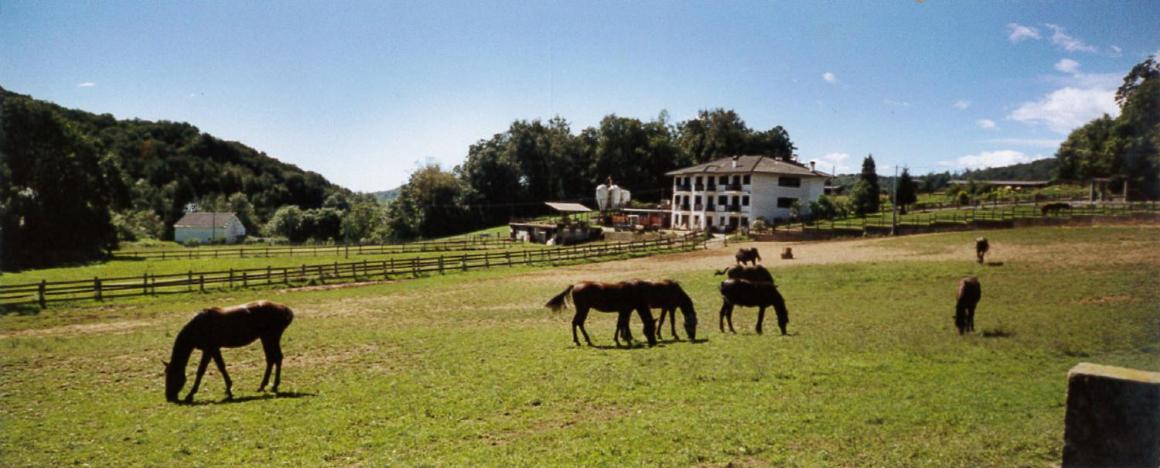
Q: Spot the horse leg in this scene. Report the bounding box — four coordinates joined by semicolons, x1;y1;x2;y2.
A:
185;351;212;403
756;306;765;335
573;306;593;346
210;349;233;399
777;307;789;336
968;306;976;333
655;309;666;340
719;302;728;333
638;307;657;346
259;334;285;392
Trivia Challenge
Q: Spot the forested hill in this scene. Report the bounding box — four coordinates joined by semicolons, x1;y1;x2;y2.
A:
960;158;1057;181
1;86;349;268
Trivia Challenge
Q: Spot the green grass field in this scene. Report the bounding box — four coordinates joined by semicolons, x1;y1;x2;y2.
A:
2;225;1158;465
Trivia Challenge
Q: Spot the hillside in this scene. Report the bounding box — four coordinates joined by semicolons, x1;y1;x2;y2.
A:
960;158;1057;181
373;187;401;204
1;86;349;268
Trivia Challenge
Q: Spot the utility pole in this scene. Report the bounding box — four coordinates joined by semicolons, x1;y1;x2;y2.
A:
891;165;899;236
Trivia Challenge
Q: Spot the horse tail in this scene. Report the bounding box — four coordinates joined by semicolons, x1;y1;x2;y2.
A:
714;267;730;276
545;285;574;313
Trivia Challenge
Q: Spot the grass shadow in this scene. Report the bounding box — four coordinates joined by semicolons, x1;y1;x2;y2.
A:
0;304;42;317
185;391;318;406
981;328;1016;338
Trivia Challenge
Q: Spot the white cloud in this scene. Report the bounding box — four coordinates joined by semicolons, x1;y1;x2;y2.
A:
1054;58;1080;74
822;72;838;84
1009;86;1118;133
939;150;1050;170
1007;23;1040;42
1109;45;1123;57
1045;24;1096;53
883;98;910;107
977;119;998;130
952;99;971;110
77;82;96;88
980;138;1062;149
816;152;853;174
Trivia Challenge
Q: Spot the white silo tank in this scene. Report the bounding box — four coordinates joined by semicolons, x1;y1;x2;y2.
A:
595;184;610;211
618;188;631;208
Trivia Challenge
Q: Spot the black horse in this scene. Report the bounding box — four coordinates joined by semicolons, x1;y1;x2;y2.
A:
714;264;774;283
735;248;762;266
626;279;698;342
165;301;294;403
975;237;990;264
545;281;657;347
955;277;981;335
718;279;790;335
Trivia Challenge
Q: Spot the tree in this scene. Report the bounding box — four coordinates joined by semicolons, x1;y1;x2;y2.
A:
341;196;386;243
263;205;305;242
849;154;880;215
387;164;469;239
676;109;751;164
896;168;918;212
1116;56;1160;108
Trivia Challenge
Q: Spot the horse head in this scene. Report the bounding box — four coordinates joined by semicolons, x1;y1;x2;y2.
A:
164;360;186;403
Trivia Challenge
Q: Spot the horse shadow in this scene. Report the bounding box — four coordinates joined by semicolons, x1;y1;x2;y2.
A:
185;391;317;406
985;261;1005;267
0;304;42;317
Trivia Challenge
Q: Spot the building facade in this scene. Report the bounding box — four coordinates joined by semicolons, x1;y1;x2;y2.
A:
666;155;828;231
173;212;247;244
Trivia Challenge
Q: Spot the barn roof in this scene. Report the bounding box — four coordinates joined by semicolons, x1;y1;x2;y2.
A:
174;212;240;228
665;155;829;177
544;202;592;213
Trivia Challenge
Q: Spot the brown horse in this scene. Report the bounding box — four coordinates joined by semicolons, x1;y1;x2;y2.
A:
165;300;294;403
955;277;981;335
631;280;698;342
975;237;990;264
735;247;762;266
1041;202;1071;216
715;265;774;283
545;282;657;347
718;279;790;335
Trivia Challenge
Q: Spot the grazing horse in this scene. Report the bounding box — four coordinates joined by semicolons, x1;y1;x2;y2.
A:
718;279;790;335
632;280;698;342
735;247;762;266
545;282;657;347
714;265;775;283
975;237;990;264
955;277;981;335
1041;202;1071;216
781;247;794;260
165;300;294;403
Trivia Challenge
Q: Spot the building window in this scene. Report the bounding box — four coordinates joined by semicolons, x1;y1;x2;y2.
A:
695;176;702;184
719;176;728;184
741;217;749;227
742;196;750;206
777;197;797;208
743;175;751;184
778;177;801;187
718;195;727;205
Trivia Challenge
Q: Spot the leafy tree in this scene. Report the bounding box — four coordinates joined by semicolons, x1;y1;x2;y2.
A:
809;195;839;220
263;205;305;242
1116;56;1160;108
341;196;387;243
111;210;165;241
849;154;880;215
228;192;259;234
676;109;751;164
301;208;343;243
896;168;918;211
387;164;469;239
1;95;116;268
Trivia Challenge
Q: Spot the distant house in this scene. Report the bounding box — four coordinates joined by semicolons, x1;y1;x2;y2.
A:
173;212;246;244
667;155;829;231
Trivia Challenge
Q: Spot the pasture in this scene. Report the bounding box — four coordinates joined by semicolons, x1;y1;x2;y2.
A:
2;225;1158;465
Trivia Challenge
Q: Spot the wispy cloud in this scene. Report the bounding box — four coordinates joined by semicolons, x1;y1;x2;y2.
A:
822;72;838;84
815;152;853;174
939;150;1050;170
952;99;971;110
1109;45;1123;58
1007;23;1040;42
883;98;909;107
1054;58;1080;74
977;119;998;130
1045;24;1096;53
980;138;1062;149
1009;86;1118;133
77;82;96;88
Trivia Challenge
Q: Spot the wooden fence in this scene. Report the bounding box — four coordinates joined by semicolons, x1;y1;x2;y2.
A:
116;236;520;261
802;201;1159;231
1;234;704;309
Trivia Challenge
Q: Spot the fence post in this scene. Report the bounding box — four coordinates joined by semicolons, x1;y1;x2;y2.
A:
439;255;445;274
94;277;102;302
36;280;47;308
412;258;419;277
462;254;468;271
334;261;339;277
485;254;490;269
143;273;149;296
506;252;512;266
267;266;272;286
243;272;248;288
228;269;234;288
200;275;205;292
284;268;289;286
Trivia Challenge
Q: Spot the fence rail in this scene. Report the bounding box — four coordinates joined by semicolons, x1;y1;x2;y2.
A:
795;200;1160;233
115;236;522;261
2;234;704;309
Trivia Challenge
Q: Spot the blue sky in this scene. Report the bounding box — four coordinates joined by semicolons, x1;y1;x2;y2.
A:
3;1;1158;193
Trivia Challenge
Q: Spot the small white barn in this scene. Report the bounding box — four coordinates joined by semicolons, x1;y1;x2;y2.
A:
173;212;246;244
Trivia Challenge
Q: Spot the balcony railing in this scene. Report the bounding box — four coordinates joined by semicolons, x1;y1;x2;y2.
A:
706;184;717;191
678;204;690;211
674;184;691;191
706;204;716;211
728;204;742;212
694;184;705;191
725;183;743;191
694;204;704;211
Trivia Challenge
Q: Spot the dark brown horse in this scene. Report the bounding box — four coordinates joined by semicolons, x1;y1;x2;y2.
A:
718;279;790;335
545;282;657;347
715;265;774;283
735;247;762;266
955;277;981;335
1041;202;1071;216
975;237;990;264
165;301;294;403
631;279;698;342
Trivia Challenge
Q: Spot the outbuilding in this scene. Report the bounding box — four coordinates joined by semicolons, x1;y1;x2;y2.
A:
173;212;247;244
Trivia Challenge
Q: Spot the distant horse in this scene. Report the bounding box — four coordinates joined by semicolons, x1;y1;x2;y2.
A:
718;279;790;335
955;277;981;335
735;248;762;266
165;300;294;403
633;280;698;342
545;282;657;347
975;237;990;264
1041;202;1071;216
781;247;794;260
714;265;775;283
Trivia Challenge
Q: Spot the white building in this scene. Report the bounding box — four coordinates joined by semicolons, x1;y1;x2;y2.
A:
173;212;247;244
666;155;829;231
